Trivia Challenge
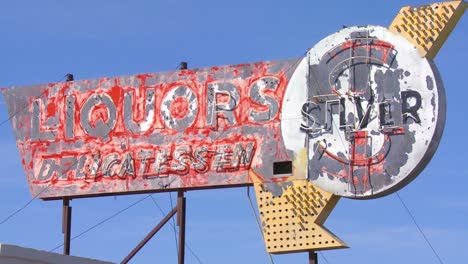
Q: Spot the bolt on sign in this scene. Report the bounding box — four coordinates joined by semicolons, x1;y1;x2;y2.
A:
1;0;466;254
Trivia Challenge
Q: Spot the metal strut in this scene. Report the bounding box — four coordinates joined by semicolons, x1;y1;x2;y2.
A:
120;191;187;264
62;198;72;255
177;191;186;264
309;251;318;264
177;61;187;264
121;206;178;264
62;74;74;256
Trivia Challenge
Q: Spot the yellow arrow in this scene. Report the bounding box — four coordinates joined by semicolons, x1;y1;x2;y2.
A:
389;0;467;59
253;180;347;254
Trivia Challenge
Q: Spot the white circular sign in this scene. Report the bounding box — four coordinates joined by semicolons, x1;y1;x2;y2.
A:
281;26;445;199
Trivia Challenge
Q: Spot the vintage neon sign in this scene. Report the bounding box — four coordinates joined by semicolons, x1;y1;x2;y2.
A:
282;26;445;198
1;26;445;199
3;61;299;198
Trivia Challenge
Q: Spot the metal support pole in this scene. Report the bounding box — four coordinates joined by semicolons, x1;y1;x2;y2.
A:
61;74;74;256
177;191;186;264
309;251;318;264
176;61;187;264
62;198;72;255
121;206;178;264
180;62;188;70
65;73;74;82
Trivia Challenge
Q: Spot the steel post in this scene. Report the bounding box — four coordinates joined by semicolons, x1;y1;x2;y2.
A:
62;198;72;255
309;251;318;264
177;191;186;264
61;74;74;256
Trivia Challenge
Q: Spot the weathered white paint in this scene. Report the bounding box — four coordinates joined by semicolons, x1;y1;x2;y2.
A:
281;26;445;199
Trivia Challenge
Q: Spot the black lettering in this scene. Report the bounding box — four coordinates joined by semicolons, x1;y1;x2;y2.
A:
355;97;373;129
401;91;422;124
339;98;346;128
379;102;395;127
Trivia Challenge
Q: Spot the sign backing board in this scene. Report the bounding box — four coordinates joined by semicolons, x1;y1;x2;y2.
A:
2;60;304;199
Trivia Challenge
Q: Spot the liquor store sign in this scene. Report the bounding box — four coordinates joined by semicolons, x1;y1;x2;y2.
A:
2;26;444;199
2;60;297;198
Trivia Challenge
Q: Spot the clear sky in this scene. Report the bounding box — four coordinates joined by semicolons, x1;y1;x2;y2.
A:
0;1;466;263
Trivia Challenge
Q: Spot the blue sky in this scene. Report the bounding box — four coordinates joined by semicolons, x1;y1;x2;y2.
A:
0;1;467;263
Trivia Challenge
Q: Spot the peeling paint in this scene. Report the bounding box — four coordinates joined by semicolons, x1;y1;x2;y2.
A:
282;26;445;199
1;26;446;200
2;61;299;199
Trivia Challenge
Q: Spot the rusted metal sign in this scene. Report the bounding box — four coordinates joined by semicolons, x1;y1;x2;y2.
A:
1;22;455;200
283;26;446;198
2;60;303;199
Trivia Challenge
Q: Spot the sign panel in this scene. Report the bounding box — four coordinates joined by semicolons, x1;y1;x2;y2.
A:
2;26;445;199
282;26;445;198
2;60;302;199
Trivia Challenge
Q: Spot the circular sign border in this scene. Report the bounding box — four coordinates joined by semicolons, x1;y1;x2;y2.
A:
281;25;446;199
